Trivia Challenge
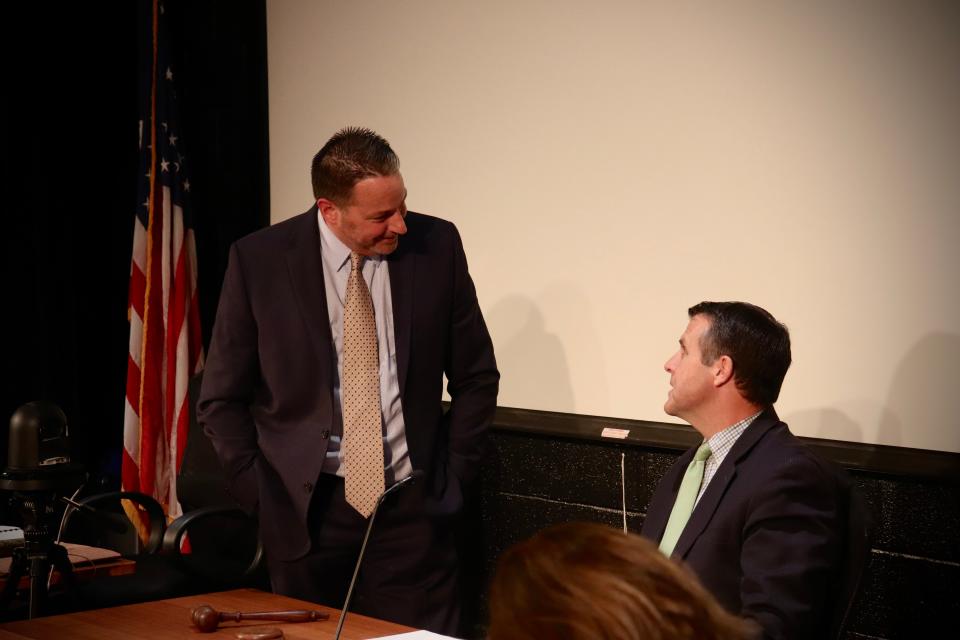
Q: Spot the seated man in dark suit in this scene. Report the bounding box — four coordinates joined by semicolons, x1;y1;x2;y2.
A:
641;301;844;639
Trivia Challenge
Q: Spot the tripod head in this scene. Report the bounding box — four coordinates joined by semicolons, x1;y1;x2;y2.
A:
1;402;84;491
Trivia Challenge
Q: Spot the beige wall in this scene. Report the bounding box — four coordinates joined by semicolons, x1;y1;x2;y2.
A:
267;0;960;452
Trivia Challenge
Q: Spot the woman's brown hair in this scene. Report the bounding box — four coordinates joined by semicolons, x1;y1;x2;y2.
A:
488;522;755;640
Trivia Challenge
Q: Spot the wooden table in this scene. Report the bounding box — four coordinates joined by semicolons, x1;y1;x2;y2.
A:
0;543;136;592
0;588;416;639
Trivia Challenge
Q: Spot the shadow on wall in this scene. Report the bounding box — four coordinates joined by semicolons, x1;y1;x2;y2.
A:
787;332;960;452
883;332;960;452
787;407;868;444
486;295;575;412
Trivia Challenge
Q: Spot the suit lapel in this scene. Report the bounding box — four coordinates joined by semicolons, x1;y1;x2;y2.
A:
387;239;414;398
284;209;334;374
673;408;781;559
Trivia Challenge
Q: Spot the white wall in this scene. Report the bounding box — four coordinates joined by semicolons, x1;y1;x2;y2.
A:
267;0;960;452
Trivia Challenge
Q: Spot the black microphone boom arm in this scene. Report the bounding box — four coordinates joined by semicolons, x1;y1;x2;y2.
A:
333;470;423;640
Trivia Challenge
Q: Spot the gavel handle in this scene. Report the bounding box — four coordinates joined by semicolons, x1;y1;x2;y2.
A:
223;610;329;623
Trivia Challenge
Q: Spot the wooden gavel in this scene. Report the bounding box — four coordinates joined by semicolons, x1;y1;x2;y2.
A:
191;605;329;633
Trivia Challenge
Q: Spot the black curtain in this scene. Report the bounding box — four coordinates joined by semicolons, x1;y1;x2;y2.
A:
1;1;268;505
167;0;271;350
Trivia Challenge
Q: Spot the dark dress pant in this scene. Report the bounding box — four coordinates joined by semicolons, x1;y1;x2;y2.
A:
266;473;460;636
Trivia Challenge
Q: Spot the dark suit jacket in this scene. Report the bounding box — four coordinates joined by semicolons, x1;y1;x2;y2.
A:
641;409;844;639
197;208;499;561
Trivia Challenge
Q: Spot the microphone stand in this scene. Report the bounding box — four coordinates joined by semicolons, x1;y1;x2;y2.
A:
333;470;423;640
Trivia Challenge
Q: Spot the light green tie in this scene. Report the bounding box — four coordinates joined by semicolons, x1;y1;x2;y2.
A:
659;441;712;557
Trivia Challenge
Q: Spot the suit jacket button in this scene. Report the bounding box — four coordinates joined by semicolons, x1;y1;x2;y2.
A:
303;482;313;493
321;429;330;439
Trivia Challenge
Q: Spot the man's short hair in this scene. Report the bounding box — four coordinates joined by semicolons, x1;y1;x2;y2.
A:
311;127;399;204
689;301;791;407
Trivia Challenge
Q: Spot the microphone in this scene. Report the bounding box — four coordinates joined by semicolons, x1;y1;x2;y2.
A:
333;470;424;640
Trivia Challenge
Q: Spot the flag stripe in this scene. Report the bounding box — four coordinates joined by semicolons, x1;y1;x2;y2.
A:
123;0;203;538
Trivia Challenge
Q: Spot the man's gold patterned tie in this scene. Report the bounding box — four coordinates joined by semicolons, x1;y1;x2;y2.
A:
342;252;385;517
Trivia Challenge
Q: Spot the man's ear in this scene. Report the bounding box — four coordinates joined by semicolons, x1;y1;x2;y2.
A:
713;355;734;387
317;198;339;224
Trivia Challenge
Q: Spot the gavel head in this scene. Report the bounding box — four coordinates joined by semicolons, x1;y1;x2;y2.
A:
191;605;220;633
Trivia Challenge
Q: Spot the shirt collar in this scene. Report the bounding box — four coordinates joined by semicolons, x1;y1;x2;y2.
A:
704;410;763;463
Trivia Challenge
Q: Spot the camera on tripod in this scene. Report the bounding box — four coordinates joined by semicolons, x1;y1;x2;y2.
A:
0;401;85;618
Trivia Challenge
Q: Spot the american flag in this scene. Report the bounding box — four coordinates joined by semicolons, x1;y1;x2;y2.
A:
123;0;204;538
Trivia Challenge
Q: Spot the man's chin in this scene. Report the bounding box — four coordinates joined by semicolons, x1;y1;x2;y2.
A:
376;239;399;255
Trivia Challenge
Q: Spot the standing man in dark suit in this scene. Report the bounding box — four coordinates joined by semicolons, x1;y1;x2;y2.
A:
641;302;844;639
197;127;499;634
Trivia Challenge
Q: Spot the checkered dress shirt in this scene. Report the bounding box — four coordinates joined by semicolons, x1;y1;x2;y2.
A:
695;410;763;506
